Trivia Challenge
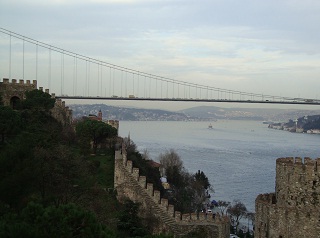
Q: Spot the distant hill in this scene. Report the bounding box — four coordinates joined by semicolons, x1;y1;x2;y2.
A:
70;104;195;121
179;106;320;121
69;104;320;122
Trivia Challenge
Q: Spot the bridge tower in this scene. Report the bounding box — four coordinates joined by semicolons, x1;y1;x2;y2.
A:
0;78;37;108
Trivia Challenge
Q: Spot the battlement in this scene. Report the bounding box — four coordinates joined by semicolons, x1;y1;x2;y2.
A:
276;157;320;182
275;157;320;207
256;193;277;205
1;78;37;87
276;157;320;167
255;157;320;238
118;146;228;225
51;98;73;126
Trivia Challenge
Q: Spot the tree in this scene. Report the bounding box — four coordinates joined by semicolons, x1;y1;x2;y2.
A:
216;200;230;216
194;170;211;190
227;200;248;233
21;89;55;111
117;199;149;237
122;135;137;154
246;212;255;237
76;119;117;154
0;106;22;144
159;149;183;178
159;150;213;213
0;202;114;238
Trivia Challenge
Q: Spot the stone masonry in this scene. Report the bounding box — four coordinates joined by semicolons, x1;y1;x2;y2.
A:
114;145;230;238
0;78;72;126
255;157;320;238
0;78;37;107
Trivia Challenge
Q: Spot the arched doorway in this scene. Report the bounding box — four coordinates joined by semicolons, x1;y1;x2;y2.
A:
10;96;20;109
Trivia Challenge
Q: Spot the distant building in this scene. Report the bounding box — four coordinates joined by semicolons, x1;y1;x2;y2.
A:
87;109;119;133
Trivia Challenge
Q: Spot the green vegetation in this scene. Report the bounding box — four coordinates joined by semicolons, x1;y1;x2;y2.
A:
0;89;172;237
159;149;212;213
76;119;118;155
123;137;164;192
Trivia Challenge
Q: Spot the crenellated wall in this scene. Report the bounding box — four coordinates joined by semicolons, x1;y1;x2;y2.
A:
50;95;73;126
0;78;37;107
114;145;230;238
275;157;320;207
0;78;72;126
255;157;320;238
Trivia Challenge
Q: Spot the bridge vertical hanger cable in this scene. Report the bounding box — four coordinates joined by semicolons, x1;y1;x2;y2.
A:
121;70;123;97
60;52;63;95
9;33;11;80
155;77;157;98
100;64;103;97
97;64;100;97
85;60;87;96
49;47;51;90
72;56;75;96
172;81;174;98
136;73;139;97
36;42;38;81
75;57;78;96
132;73;134;96
22;39;25;79
160;79;163;98
125;71;127;97
149;77;151;98
137;73;139;97
109;67;111;97
144;76;146;98
112;68;115;96
88;61;90;96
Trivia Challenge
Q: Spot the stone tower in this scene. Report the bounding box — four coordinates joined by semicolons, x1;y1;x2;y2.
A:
255;157;320;238
0;78;37;108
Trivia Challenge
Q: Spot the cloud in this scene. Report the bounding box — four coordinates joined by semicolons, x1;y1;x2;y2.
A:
1;0;320;100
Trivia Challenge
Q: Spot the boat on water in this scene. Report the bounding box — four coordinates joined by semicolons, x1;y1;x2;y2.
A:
208;123;213;129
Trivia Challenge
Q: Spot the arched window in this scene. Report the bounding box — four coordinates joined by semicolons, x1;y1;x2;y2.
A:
10;96;20;109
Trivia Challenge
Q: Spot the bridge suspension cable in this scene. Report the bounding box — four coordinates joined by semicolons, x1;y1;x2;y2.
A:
0;27;318;104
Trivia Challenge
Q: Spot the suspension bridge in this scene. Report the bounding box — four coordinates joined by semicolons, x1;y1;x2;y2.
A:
1;27;319;106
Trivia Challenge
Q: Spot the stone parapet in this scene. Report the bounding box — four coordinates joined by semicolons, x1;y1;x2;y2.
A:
114;147;230;237
146;183;153;196
132;168;139;180
256;157;320;238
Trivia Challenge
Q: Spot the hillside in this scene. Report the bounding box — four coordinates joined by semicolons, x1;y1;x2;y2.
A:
0;90;172;238
69;104;320;122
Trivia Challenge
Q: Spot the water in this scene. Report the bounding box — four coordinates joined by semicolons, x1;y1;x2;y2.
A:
118;120;320;212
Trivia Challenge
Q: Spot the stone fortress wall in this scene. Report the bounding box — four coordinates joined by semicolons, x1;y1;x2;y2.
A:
255;157;320;238
114;144;230;238
0;78;72;126
1;77;229;237
0;78;37;107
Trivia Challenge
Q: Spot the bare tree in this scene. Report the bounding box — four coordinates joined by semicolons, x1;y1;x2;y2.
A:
122;136;137;154
227;200;248;233
216;200;230;216
142;148;150;160
246;212;255;236
159;149;183;176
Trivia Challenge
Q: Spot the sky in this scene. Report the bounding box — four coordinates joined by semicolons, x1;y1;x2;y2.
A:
1;0;320;110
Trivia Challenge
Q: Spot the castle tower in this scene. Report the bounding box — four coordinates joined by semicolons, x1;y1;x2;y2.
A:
98;109;102;121
0;78;37;108
255;157;320;238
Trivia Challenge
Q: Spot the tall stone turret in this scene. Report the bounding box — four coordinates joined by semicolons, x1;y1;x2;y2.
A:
0;78;37;108
255;157;320;238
